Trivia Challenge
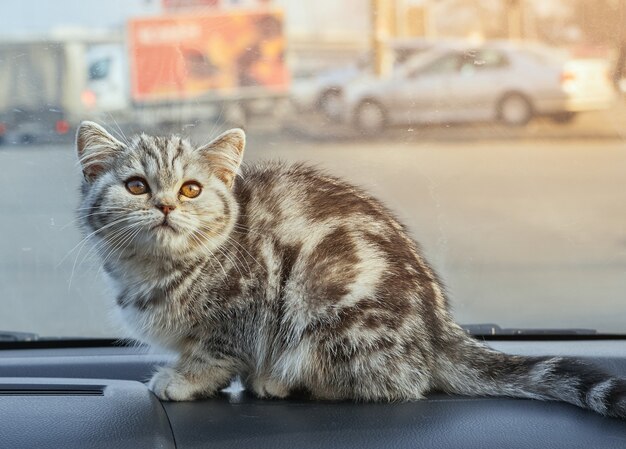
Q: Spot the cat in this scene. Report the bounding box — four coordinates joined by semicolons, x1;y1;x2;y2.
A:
75;121;625;418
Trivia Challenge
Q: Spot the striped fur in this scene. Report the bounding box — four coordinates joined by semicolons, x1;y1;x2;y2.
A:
75;122;625;419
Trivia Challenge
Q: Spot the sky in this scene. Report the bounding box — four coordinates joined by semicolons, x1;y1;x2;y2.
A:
0;0;369;41
0;0;160;36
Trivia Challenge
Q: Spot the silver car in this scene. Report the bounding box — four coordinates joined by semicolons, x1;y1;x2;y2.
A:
290;38;441;120
343;42;616;132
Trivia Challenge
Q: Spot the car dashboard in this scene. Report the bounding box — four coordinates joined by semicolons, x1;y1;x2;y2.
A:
1;340;625;449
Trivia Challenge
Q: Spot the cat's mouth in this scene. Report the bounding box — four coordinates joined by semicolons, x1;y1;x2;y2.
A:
152;219;178;233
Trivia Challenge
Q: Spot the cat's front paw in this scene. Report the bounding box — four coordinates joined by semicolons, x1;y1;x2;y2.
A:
251;377;290;399
148;366;199;401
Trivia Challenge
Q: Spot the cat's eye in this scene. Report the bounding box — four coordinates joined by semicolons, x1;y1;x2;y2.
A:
125;177;149;195
180;181;202;198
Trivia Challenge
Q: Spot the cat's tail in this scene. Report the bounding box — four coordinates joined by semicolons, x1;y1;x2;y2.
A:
433;332;626;419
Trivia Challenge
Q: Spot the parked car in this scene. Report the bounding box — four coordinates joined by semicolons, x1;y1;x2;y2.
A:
291;38;441;120
343;42;617;133
290;55;369;120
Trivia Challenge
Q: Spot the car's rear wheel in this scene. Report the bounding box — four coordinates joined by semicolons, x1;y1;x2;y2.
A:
497;93;533;127
318;88;343;121
354;100;387;135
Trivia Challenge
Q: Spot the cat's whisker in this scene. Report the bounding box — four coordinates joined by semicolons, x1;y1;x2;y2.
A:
231;225;265;237
64;215;136;254
94;223;140;263
80;222;141;268
75;205;134;211
106;113;131;147
212;243;244;278
200;224;265;273
184;213;264;237
188;229;229;281
222;238;253;274
78;226;127;262
207;104;225;143
71;225;139;285
65;217;139;290
188;230;224;273
177;218;245;269
60;209;136;230
188;223;249;272
194;226;257;275
113;226;144;265
175;214;265;274
73;208;135;215
60;215;136;268
92;233;128;271
98;224;144;274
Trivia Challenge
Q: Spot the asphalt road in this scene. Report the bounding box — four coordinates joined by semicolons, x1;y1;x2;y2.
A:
1;131;625;337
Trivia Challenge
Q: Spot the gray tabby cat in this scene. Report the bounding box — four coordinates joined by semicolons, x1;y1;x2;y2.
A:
76;121;625;418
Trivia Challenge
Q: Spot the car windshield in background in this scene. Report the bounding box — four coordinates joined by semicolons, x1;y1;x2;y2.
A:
0;0;625;338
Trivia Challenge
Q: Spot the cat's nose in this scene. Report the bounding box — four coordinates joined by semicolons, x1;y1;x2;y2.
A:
156;203;176;215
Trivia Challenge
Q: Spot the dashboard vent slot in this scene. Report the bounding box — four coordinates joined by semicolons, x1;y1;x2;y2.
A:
0;384;105;396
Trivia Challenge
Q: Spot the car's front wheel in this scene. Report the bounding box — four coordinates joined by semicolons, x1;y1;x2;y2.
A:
497;93;533;127
354;100;387;135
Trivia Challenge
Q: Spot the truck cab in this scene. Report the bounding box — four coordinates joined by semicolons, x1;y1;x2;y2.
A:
84;44;129;113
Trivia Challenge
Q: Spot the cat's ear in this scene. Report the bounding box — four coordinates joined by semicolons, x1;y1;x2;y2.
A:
76;121;124;182
198;128;245;189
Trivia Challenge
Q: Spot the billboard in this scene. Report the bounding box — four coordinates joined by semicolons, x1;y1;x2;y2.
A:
129;10;289;102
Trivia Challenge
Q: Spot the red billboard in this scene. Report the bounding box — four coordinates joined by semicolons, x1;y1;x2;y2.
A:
129;10;289;102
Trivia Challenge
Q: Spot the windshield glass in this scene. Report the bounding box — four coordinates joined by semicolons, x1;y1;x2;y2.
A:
0;0;625;338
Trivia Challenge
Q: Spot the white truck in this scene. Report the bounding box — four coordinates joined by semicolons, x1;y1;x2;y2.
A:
0;8;290;144
84;8;290;131
0;34;116;144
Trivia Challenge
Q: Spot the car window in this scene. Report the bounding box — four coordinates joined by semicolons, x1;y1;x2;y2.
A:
457;49;510;75
409;52;461;77
474;49;509;69
88;58;111;81
393;44;433;66
0;1;624;339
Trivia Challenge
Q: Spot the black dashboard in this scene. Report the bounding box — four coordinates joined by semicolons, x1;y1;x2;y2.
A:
1;340;625;449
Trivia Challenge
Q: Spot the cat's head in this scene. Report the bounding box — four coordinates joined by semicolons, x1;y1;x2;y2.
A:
75;121;244;260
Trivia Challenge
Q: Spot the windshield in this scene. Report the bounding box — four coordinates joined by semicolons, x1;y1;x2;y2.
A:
0;0;625;339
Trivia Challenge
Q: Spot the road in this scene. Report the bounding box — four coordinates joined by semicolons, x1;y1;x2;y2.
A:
1;133;625;337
